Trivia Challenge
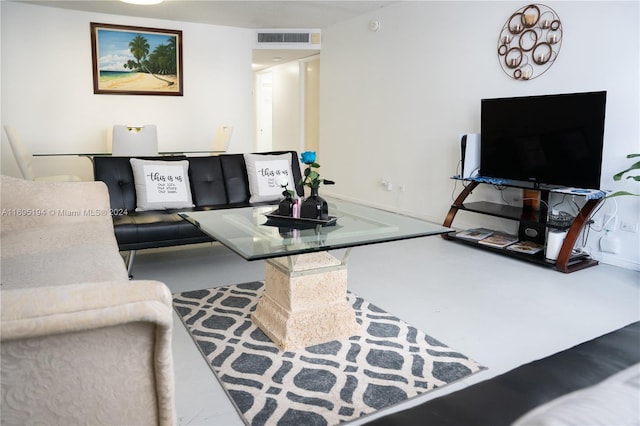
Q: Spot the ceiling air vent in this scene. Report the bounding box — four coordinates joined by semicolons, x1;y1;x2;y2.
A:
255;29;321;49
258;32;310;43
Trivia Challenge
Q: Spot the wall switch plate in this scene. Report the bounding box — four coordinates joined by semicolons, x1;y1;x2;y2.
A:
620;221;639;233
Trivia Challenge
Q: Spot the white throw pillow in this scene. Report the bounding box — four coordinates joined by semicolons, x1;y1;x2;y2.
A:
244;153;295;203
130;158;195;211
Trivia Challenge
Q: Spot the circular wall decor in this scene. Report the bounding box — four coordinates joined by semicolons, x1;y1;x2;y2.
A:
498;4;562;80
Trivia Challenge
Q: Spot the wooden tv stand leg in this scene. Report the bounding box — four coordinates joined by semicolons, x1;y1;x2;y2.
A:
555;198;603;273
442;181;479;239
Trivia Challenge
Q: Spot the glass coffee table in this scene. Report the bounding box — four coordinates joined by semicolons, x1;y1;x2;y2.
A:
180;198;451;350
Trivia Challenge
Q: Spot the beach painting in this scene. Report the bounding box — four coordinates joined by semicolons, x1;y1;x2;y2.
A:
91;23;183;96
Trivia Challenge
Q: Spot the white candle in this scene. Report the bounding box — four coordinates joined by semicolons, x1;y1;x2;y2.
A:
524;14;536;26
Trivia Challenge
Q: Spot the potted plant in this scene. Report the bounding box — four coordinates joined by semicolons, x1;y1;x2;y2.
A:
608;153;639;197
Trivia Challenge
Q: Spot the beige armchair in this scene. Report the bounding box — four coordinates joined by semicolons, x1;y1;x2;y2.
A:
0;175;176;425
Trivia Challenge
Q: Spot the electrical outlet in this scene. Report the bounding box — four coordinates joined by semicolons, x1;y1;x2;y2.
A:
380;179;393;191
620;221;639;233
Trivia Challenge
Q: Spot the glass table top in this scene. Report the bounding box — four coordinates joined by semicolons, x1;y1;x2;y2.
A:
180;197;452;261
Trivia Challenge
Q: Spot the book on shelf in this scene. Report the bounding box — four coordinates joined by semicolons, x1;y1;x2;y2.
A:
478;233;519;248
506;240;544;254
456;228;494;241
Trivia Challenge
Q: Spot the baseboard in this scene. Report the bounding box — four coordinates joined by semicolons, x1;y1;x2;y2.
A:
590;252;640;271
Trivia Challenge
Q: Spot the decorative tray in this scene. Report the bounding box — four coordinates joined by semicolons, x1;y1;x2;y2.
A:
264;209;338;229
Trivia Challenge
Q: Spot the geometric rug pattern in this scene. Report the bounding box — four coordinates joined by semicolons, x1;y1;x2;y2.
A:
173;282;485;425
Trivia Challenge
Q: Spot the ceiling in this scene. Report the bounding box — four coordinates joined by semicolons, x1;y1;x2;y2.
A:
19;0;393;69
20;1;392;29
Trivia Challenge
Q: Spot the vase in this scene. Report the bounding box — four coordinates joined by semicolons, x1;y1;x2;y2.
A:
278;192;294;217
301;187;329;220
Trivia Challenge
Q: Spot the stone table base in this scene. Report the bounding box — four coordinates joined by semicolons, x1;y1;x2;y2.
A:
251;251;361;350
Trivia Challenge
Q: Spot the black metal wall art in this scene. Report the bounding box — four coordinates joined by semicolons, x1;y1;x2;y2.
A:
498;4;563;80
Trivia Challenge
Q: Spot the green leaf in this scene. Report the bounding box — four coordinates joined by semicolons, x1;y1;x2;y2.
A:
613;160;640;181
607;190;639;198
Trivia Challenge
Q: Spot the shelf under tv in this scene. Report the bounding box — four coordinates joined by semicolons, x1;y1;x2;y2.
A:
447;232;596;271
443;179;604;273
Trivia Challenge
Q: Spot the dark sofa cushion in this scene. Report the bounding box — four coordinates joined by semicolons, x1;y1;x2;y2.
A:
113;213;212;251
220;154;251;204
94;156;137;212
187;156;228;207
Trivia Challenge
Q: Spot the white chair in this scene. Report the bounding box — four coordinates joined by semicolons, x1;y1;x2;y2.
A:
3;125;81;182
112;125;158;156
212;126;233;153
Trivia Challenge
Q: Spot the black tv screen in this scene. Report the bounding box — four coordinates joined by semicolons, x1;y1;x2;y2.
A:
480;91;606;189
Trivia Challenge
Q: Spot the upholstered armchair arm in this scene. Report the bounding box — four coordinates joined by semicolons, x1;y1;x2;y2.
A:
1;280;176;426
1;174;115;233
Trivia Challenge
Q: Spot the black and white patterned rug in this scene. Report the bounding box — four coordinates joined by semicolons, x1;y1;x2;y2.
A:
173;282;485;425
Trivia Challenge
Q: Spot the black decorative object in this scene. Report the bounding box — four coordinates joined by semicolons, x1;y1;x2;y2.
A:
277;191;294;217
301;187;329;220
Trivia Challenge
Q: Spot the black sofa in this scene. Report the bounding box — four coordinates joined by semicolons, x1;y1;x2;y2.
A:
94;151;304;273
370;321;640;426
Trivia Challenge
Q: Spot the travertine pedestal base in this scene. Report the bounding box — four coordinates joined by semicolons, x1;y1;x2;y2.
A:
252;252;361;350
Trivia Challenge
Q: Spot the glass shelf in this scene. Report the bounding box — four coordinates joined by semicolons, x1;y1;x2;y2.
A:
451;175;606;200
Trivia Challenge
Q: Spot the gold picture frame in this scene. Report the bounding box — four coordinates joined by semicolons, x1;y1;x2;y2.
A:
91;22;183;96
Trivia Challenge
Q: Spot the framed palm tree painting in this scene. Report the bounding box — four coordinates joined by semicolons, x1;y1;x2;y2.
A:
91;23;183;96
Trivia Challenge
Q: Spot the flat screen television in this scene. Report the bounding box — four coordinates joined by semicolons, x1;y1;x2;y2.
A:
480;91;606;189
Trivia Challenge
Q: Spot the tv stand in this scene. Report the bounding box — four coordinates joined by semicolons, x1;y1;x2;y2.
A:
443;178;605;273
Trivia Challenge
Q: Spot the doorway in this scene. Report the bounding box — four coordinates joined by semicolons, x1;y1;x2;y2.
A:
253;54;320;154
255;71;273;152
303;58;320;156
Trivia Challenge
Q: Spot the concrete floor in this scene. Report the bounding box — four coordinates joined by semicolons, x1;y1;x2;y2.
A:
130;236;640;425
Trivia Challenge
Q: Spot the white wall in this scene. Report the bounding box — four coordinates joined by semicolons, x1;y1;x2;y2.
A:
319;1;640;270
270;61;303;153
1;2;254;180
